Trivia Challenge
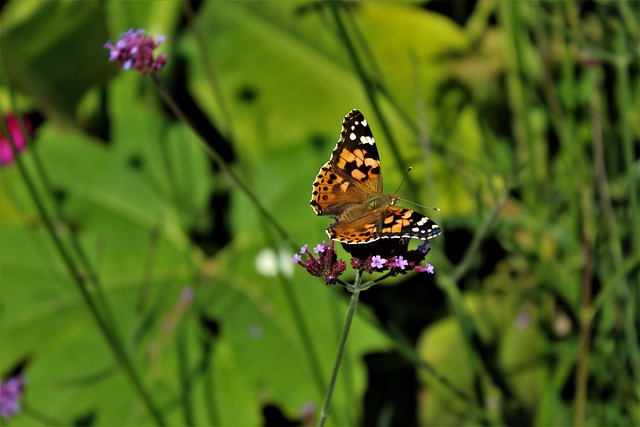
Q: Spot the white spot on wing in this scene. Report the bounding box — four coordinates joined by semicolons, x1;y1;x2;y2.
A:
362;119;368;127
350;132;356;141
416;217;430;226
360;135;375;145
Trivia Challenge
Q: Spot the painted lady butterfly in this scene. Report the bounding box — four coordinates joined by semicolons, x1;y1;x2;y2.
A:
310;109;441;244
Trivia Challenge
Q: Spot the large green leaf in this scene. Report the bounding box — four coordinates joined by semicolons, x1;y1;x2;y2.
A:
1;1;112;123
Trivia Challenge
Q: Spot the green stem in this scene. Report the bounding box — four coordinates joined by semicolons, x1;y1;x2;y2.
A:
2;120;166;425
573;188;594;427
280;275;327;399
150;74;295;250
614;19;640;361
318;272;362;427
328;1;418;200
180;0;234;139
499;1;538;204
177;322;196;426
452;186;509;283
386;324;493;423
13;114;122;345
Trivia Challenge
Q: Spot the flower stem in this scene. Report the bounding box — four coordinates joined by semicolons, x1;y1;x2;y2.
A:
1;115;166;426
150;74;295;250
328;2;417;200
318;271;362;427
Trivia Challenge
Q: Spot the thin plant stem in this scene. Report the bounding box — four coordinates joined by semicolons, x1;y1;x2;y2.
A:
499;1;539;205
593;252;640;314
149;74;296;250
573;188;594;427
11;111;122;345
328;1;418;200
177;322;196;426
386;324;494;424
614;16;640;315
318;271;362;427
199;324;221;427
451;186;509;283
1;119;166;425
180;0;234;139
279;274;328;398
438;272;515;401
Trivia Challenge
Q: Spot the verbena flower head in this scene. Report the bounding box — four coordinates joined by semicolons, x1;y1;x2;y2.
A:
104;29;168;75
0;376;24;418
292;238;435;286
291;240;346;285
0;114;33;166
347;238;435;276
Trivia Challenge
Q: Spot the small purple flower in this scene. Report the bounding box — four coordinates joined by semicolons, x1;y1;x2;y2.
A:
291;253;302;263
180;287;195;303
300;400;316;425
104;28;168;75
413;263;435;274
300;244;308;254
516;312;530;330
370;255;386;269
349;238;434;276
394;256;408;270
0;376;24;418
313;243;325;254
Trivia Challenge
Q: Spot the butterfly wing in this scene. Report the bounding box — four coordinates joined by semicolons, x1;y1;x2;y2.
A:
328;206;441;243
377;206;441;240
310;109;383;217
311;109;441;244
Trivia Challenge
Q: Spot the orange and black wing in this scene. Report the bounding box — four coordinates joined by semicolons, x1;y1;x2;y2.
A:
310;109;383;217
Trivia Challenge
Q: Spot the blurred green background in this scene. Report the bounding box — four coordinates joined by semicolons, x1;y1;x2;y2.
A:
1;1;638;426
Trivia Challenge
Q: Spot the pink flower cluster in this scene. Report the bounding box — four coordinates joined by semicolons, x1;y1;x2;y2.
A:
291;241;347;285
104;29;168;75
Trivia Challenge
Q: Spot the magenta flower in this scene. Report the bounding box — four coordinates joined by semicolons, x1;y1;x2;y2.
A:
104;29;168;75
0;114;33;166
0;376;24;418
292;241;346;285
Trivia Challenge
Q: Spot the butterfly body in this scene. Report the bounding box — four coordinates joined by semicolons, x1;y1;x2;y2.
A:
310;109;441;244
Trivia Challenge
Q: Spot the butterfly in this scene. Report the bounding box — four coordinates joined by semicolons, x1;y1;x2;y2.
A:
310;109;441;244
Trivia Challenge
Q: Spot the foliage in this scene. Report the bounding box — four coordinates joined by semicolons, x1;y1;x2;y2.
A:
0;1;638;426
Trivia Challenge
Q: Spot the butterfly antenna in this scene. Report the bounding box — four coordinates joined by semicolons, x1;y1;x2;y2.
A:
394;167;441;212
392;167;413;197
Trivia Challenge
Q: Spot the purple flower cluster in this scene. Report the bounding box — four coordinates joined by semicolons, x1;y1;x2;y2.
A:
0;376;24;418
292;238;435;286
349;241;434;276
291;241;346;285
104;29;168;75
